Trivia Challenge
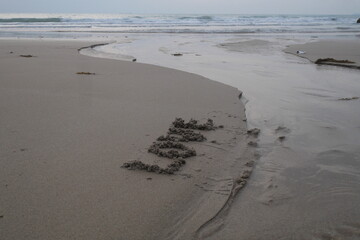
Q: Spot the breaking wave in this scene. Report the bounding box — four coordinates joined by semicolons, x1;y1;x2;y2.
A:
0;18;62;23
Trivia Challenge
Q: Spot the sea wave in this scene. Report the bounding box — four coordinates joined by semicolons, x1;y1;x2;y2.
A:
0;14;358;35
178;15;213;21
0;18;62;23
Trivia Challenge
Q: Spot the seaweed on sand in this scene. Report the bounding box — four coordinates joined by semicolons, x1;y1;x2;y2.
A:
76;72;95;75
315;58;355;64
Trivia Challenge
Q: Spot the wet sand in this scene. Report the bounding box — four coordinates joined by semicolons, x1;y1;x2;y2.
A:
0;39;255;240
83;34;360;239
285;39;360;69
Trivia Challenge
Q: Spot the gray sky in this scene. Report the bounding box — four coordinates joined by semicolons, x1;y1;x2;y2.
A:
1;0;359;14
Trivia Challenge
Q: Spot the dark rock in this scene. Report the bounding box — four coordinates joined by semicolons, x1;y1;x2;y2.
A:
357;18;360;24
172;53;183;56
132;58;137;62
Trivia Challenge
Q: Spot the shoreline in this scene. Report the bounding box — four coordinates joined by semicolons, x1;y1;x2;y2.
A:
284;40;360;70
74;33;360;240
0;39;255;240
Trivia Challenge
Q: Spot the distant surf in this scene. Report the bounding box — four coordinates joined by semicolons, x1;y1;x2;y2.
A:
0;13;359;35
0;17;62;23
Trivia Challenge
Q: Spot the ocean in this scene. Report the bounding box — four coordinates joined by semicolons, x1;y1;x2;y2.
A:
0;13;359;36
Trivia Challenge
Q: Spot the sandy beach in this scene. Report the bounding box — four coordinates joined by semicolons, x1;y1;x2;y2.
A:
1;12;360;239
285;39;360;69
0;39;256;239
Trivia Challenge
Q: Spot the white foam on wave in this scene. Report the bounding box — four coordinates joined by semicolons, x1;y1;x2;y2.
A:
0;13;358;34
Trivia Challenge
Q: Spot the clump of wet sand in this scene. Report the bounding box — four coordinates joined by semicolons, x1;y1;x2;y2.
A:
122;159;186;175
172;118;217;130
161;127;207;142
122;117;222;175
148;141;196;159
247;128;260;137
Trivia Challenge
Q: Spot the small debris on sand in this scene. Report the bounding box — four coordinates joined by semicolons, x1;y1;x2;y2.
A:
275;126;291;134
338;97;359;101
76;72;95;75
236;170;252;185
315;58;355;64
242;170;252;179
132;58;137;62
20;55;35;58
248;141;258;147
172;53;183;56
146;177;152;180
245;161;254;167
278;136;286;141
247;128;260;137
9;51;13;54
296;50;306;54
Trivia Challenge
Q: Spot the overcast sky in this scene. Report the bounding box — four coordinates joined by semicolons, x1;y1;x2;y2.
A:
1;0;359;14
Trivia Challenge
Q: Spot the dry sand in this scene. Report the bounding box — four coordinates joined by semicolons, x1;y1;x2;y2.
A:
0;39;255;240
285;39;360;69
